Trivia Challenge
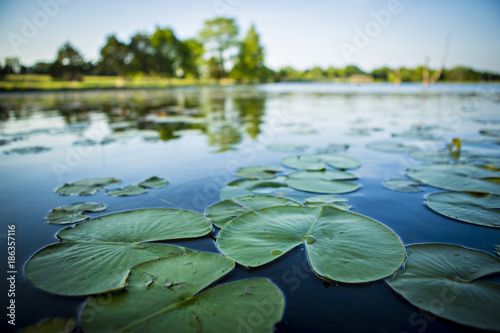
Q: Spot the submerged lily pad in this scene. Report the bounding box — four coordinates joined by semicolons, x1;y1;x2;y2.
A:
81;252;284;333
25;209;212;296
138;176;168;188
382;179;423;193
406;164;500;195
425;192;500;228
282;154;361;170
19;317;76;333
217;205;405;283
267;144;308;152
366;142;418;152
108;185;147;196
206;194;301;228
4;146;51;155
285;171;360;194
45;202;107;224
386;244;500;331
236;166;283;180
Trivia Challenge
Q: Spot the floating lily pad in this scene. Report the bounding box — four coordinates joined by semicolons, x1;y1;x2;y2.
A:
3;146;51;155
236;166;283;180
25;209;212;296
386;244;500;331
382;179;423;193
81;252;284;333
282;154;361;170
305;194;348;204
285;171;360;194
316;143;349;154
73;139;97;146
108;185;147;196
220;177;288;200
406;164;500;195
267;144;308;152
480;129;500;138
206;194;301;228
45;202;107;224
392;131;436;140
366;142;418;152
425;192;500;228
410;149;473;163
217;205;405;283
56;184;102;196
19;317;76;333
138;176;168;188
72;177;120;186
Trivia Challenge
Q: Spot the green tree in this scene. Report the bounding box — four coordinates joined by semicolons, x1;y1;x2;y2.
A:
97;35;130;76
150;26;183;76
371;67;392;81
199;17;239;79
127;33;156;74
49;42;87;80
230;25;269;83
179;38;204;79
344;65;365;77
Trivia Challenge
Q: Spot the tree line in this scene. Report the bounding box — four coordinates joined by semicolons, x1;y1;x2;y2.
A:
1;17;499;83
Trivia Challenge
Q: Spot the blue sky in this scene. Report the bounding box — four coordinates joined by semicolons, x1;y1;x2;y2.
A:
0;0;499;72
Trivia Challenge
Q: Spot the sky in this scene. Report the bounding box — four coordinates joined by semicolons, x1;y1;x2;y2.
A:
0;0;499;72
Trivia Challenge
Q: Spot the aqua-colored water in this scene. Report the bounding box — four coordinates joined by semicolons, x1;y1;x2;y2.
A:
1;83;499;332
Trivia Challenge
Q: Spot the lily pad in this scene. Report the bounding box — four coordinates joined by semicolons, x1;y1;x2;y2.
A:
386;244;500;331
25;209;212;296
108;185;147;196
138;176;168;188
305;194;348;204
282;154;361;170
316;143;349;154
267;144;308;152
220;177;288;200
366;142;418;152
3;146;51;155
285;171;360;194
425;192;500;228
72;177;120;186
392;131;436;140
206;194;301;228
217;205;406;283
81;252;284;333
45;202;107;224
406;164;500;195
56;177;120;196
236;166;283;180
480;129;500;138
19;317;76;333
382;179;423;193
409;149;473;163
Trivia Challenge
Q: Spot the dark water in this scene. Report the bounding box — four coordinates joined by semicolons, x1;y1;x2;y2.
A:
1;83;500;332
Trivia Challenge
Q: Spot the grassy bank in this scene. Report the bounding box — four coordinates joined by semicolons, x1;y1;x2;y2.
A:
0;74;235;91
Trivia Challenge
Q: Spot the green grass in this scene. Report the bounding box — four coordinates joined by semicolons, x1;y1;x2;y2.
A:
0;74;233;91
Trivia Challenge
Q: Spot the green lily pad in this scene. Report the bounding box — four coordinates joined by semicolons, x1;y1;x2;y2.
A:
305;194;348;204
285;171;360;194
410;149;473;163
4;146;51;155
382;179;423;193
425;192;500;228
220;177;288;200
366;142;418;152
25;209;212;296
316;143;349;154
217;205;405;283
282;154;361;170
406;164;500;195
138;176;168;188
306;202;352;210
206;194;301;228
81;252;284;333
45;203;107;224
19;317;76;333
386;244;500;331
267;144;308;152
56;177;120;196
392;131;436;140
236;166;283;180
108;185;147;196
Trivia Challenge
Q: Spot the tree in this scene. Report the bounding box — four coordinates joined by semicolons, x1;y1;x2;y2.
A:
150;26;183;76
180;38;204;78
344;65;365;77
199;17;239;79
49;42;87;80
127;33;156;74
96;35;130;76
230;25;270;83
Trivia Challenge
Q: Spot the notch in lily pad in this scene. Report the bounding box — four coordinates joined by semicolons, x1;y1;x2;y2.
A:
217;205;406;283
81;252;285;333
45;202;107;224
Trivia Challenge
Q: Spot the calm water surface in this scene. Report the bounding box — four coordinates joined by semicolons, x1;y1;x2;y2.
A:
1;83;499;332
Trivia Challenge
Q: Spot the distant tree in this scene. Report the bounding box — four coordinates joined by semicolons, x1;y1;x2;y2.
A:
150;26;183;76
199;17;239;79
49;42;87;80
230;25;270;83
179;38;204;78
97;34;130;76
127;33;156;74
344;65;365;77
371;67;392;81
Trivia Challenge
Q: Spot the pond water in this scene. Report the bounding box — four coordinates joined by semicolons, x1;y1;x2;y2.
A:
1;83;500;332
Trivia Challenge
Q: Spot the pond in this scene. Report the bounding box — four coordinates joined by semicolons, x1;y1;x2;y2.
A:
1;83;500;332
